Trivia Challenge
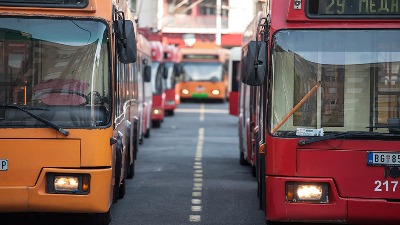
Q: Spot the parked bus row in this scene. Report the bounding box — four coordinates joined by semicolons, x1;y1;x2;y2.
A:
237;0;400;224
0;1;181;225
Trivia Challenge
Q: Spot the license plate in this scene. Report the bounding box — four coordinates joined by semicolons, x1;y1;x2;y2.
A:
196;86;205;91
0;159;8;171
367;152;400;166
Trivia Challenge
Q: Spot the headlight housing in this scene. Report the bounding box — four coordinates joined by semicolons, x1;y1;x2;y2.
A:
211;89;220;95
153;108;162;115
286;182;329;203
182;89;189;95
46;173;90;194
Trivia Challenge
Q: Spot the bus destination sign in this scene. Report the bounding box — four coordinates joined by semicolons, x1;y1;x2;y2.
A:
308;0;400;17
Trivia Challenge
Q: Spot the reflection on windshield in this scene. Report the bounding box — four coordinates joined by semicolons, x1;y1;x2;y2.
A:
164;62;175;89
182;62;222;82
151;62;166;94
0;17;110;128
271;30;400;135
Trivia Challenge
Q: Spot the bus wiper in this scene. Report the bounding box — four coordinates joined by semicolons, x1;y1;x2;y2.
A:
298;131;382;146
367;125;400;133
0;104;69;136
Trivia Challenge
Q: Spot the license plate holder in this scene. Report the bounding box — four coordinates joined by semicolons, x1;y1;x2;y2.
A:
367;152;400;167
0;159;8;171
196;86;205;92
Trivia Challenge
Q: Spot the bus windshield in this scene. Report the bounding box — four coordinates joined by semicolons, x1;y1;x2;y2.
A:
0;17;110;128
151;62;165;94
182;62;222;82
164;62;176;89
271;29;400;135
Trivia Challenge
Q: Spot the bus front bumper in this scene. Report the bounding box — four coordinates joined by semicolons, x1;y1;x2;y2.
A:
0;168;112;213
267;176;400;224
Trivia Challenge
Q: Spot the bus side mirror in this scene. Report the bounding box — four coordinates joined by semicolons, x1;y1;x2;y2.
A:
114;20;137;64
144;65;151;82
174;64;183;77
160;64;167;79
241;41;267;86
163;68;169;80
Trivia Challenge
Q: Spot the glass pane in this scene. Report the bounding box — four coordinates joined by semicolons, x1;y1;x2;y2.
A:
182;62;223;82
271;30;400;134
0;18;110;128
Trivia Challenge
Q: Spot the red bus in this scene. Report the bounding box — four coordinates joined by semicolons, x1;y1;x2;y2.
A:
241;0;400;224
239;12;263;178
137;33;152;140
163;45;182;116
0;0;143;224
150;41;166;128
179;47;230;102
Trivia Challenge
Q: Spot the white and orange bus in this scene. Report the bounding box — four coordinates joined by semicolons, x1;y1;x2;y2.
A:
0;0;144;224
179;47;230;102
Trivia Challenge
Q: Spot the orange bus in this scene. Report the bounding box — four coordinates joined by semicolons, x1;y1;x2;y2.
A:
150;41;166;128
179;47;230;102
0;0;143;224
242;0;400;224
163;45;182;116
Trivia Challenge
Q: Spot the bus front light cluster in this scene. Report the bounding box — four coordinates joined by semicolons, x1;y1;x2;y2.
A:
182;89;189;95
211;89;220;95
286;182;329;203
153;108;162;115
46;173;90;194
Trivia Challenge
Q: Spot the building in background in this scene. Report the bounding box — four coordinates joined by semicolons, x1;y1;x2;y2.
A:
129;0;264;48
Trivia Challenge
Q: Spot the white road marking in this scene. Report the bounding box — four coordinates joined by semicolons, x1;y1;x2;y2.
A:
189;127;205;223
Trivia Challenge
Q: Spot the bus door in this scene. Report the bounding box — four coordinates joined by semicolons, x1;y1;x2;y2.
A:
229;47;241;116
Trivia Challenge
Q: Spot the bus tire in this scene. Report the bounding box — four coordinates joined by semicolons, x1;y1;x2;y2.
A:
118;177;126;199
152;120;161;128
240;151;247;165
126;141;137;179
166;109;174;116
112;145;122;203
144;128;150;138
88;211;111;225
126;146;134;179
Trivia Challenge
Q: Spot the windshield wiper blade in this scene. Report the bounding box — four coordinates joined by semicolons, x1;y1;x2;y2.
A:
0;104;69;136
298;131;379;146
367;125;400;129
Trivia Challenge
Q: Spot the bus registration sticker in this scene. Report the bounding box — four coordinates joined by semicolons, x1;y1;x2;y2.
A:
367;152;400;166
0;159;8;171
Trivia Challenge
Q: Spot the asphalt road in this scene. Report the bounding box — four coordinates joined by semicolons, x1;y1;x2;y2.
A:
110;101;266;225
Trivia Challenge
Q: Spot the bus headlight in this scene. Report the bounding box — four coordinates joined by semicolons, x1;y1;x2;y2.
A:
211;89;220;95
286;182;329;203
153;108;162;115
182;89;189;95
54;176;79;191
46;173;90;194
